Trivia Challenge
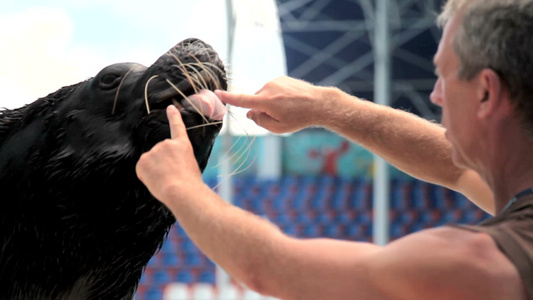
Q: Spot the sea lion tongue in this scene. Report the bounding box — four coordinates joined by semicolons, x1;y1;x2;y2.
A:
184;89;227;120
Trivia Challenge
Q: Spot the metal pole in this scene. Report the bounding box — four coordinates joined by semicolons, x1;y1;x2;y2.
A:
216;0;236;290
373;0;391;246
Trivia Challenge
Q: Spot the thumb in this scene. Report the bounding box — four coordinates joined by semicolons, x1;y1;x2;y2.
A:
247;110;282;133
167;105;187;139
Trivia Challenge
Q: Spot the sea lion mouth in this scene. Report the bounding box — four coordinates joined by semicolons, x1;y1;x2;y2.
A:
149;69;221;111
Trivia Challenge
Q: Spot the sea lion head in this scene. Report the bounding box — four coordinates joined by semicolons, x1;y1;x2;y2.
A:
0;38;227;299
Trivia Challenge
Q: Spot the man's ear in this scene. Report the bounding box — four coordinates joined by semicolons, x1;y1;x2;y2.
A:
477;68;503;119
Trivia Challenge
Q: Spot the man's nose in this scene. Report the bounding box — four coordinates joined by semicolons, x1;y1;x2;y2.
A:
430;78;443;106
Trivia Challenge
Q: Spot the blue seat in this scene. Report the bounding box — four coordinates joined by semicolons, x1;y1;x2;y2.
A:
146;254;160;267
145;288;162;300
441;210;463;224
315;211;334;225
324;224;343;238
162;253;181;267
139;270;152;285
463;209;490;224
302;224;322;237
185;253;203;267
282;223;299;236
295;212;314;225
181;239;198;253
396;210;417;225
174;224;187;238
354;212;372;225
275;213;294;225
175;270;194;284
290;194;307;211
410;181;428;209
391;224;409;239
153;270;170;284
199;270;216;284
418;210;440;226
271;196;286;212
160;239;177;254
310;194;328;210
330;193;348;210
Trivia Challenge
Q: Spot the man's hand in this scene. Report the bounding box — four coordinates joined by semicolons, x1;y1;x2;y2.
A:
136;105;205;203
215;76;334;134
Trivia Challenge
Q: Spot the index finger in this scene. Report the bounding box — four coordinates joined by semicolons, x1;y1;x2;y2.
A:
214;90;264;110
167;105;187;139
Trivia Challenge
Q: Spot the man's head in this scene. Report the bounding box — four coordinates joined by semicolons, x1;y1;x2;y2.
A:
436;0;533;133
431;0;533;170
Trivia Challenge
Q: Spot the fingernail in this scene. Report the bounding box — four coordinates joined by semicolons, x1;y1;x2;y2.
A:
167;105;178;114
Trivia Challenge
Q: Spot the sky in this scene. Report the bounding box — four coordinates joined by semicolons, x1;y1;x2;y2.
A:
0;0;286;134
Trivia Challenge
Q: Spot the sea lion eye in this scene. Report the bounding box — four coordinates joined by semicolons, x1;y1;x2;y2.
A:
99;73;121;89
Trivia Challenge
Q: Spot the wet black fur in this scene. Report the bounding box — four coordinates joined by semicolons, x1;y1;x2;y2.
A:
0;38;226;300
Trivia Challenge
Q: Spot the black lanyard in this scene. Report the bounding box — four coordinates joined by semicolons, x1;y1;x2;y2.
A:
502;187;533;213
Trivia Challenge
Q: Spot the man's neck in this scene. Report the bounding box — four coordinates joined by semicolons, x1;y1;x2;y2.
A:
485;141;533;214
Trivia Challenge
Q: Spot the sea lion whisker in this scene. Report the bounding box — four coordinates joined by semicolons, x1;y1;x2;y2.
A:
189;58;223;90
225;111;258;177
210;112;246;165
179;65;207;90
186;121;224;131
212;111;257;175
186;64;210;90
165;79;210;125
189;61;226;88
112;67;134;115
212;134;257;191
170;64;205;90
144;75;160;114
187;59;216;89
168;53;200;94
228;134;257;176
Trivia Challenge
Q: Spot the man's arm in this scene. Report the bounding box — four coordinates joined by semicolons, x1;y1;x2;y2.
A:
136;107;523;299
216;77;494;214
323;87;494;213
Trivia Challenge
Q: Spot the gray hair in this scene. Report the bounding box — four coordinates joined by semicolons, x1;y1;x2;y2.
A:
439;0;533;132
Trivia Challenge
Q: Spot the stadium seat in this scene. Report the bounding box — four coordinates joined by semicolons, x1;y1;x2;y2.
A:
175;270;194;284
160;238;178;254
302;223;323;237
139;269;152;285
181;239;198;254
191;283;215;300
146;254;160;268
324;223;344;238
145;287;163;300
242;289;262;300
162;253;181;267
199;270;216;284
218;285;240;300
153;270;171;284
174;224;187;238
163;283;189;300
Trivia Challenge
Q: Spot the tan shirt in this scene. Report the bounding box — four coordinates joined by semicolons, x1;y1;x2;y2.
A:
450;194;533;298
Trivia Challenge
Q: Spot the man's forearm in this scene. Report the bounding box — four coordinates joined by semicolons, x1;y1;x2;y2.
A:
162;183;287;295
318;87;493;212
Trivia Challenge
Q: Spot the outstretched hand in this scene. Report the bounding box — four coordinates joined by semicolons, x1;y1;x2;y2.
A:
215;76;332;134
136;105;204;203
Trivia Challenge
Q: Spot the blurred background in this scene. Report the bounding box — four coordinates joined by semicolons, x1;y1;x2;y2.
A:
0;0;490;299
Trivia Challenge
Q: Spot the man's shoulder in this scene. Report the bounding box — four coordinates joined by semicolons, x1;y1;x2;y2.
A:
367;226;525;300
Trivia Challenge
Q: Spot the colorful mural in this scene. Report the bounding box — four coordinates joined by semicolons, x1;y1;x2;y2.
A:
203;130;411;180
